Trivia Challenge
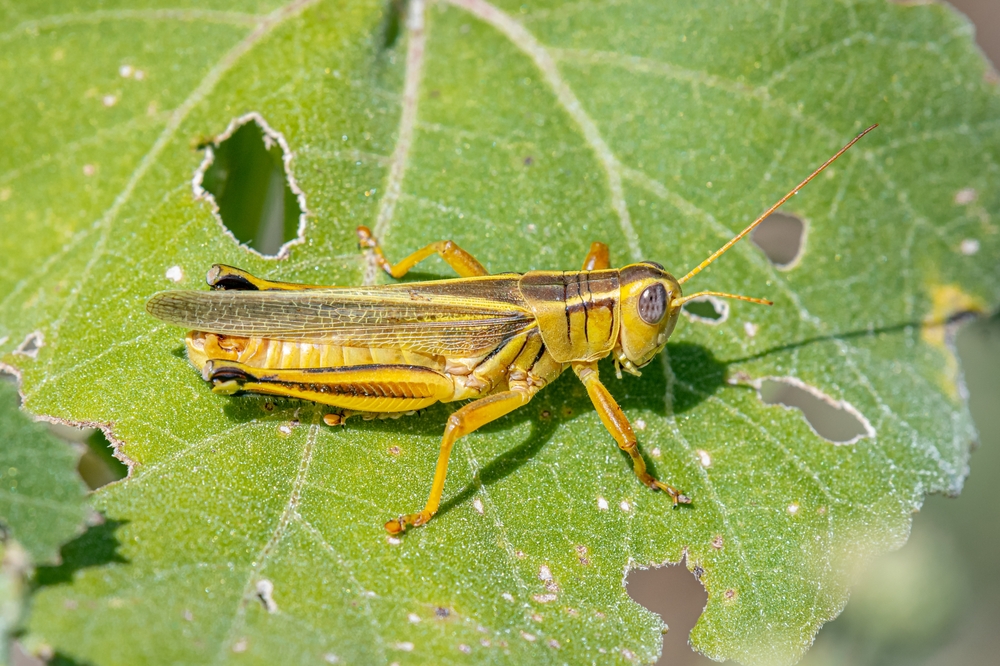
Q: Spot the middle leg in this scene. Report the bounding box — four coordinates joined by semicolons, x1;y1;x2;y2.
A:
357;226;488;278
386;388;533;534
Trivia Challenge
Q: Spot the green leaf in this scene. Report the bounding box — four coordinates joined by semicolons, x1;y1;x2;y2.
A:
2;1;998;664
0;381;88;565
0;378;89;662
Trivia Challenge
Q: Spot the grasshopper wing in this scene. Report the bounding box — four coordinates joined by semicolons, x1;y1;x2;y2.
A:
147;277;536;357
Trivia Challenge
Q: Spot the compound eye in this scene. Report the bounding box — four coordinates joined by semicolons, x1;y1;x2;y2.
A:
638;283;667;325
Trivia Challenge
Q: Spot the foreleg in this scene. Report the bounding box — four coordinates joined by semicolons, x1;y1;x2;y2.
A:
572;361;690;505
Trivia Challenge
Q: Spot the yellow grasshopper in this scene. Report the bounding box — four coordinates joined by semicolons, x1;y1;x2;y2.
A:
147;126;875;534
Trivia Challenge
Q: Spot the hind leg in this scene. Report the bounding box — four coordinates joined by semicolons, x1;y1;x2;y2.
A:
202;359;452;414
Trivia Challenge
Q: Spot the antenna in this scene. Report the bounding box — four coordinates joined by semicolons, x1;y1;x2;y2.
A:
677;124;878;287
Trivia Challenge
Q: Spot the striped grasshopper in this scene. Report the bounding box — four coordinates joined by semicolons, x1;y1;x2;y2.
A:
147;126;874;534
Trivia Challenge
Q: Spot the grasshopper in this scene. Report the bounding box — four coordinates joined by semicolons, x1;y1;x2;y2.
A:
147;126;875;534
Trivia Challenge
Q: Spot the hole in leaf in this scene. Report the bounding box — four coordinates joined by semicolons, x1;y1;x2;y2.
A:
758;378;873;444
44;422;129;490
942;0;1000;70
78;429;128;490
683;300;721;320
681;296;728;324
198;116;304;257
13;331;44;358
626;561;710;664
750;211;805;268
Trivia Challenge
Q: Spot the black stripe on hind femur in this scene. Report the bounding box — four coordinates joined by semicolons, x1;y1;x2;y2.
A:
209;273;259;291
209;365;257;383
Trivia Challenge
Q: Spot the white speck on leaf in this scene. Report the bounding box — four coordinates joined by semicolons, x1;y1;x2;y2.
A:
82;164;96;177
650;447;661;458
538;564;552;581
960;238;980;255
634;418;646;431
744;321;758;337
597;496;609;510
165;266;183;282
387;536;401;546
255;579;277;613
502;592;514;602
323;653;339;664
231;638;248;653
788;503;800;515
521;631;536;642
955;187;977;204
697;449;712;467
407;613;420;623
102;94;118;107
393;642;414;652
533;593;557;603
619;500;631;513
119;64;133;78
473;497;484;514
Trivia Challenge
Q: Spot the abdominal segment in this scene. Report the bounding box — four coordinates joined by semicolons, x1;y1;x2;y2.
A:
184;331;562;413
186;331;444;372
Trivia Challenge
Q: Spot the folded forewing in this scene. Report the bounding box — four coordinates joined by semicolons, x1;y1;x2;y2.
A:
147;280;536;357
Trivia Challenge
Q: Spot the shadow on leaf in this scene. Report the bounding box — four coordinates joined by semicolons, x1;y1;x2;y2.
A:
436;405;562;521
48;653;97;666
33;518;128;588
729;316;989;366
436;341;727;520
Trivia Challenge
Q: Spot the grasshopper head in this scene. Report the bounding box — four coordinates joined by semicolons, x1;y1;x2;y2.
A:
614;262;682;376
